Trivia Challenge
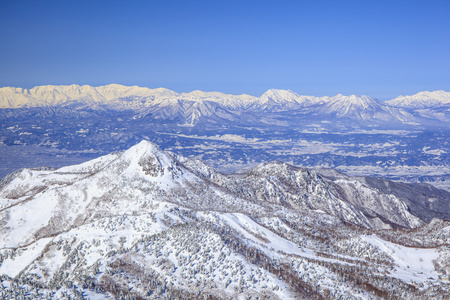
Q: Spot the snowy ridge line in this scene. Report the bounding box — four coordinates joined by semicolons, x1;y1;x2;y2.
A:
1;84;449;110
2;84;448;129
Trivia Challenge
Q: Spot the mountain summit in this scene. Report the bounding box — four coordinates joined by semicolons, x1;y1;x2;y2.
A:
387;90;450;108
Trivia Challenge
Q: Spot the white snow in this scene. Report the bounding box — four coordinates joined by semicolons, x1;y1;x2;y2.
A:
0;237;52;277
362;234;440;284
221;213;304;255
388;90;450;108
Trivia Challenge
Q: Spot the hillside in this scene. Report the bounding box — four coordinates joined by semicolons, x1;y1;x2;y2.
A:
0;141;448;299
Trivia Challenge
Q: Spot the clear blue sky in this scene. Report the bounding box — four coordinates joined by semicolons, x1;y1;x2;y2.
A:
1;0;449;100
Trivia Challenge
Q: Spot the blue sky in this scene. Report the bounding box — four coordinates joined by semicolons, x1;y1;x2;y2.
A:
1;0;449;100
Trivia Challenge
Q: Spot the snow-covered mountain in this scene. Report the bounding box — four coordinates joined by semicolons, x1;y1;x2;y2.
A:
0;84;256;109
388;90;450;108
313;94;414;122
0;84;174;108
0;141;448;299
1;84;447;125
250;89;321;110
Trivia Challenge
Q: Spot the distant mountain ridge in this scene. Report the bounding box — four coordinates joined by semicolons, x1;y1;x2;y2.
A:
2;84;449;127
1;84;449;109
0;84;256;109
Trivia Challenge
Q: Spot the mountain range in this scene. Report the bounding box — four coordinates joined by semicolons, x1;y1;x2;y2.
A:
2;84;450;109
1;84;449;126
0;140;449;299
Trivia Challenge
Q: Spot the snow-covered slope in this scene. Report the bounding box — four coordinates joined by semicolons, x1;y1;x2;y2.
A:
187;160;438;229
0;140;448;298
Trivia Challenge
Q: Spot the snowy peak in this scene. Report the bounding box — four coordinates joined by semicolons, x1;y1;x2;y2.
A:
182;90;230;99
121;139;163;159
113;140;183;178
260;89;300;102
321;94;388;113
0;141;188;248
329;94;380;107
96;84;177;100
318;94;397;121
387;90;450;108
179;90;257;109
257;89;318;107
